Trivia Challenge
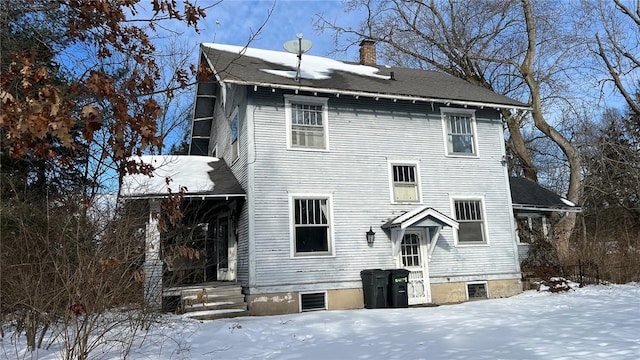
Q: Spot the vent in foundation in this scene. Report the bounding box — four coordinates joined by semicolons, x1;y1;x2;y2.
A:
300;292;326;312
466;282;488;300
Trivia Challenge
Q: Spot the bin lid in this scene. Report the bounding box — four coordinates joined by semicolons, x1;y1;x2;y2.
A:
360;269;389;275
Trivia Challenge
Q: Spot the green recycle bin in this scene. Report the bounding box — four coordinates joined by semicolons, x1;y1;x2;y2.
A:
388;269;410;308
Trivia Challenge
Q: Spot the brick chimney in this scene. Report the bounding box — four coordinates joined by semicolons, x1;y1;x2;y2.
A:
359;39;376;66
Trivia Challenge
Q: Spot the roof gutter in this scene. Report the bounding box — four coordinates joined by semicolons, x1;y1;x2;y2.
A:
222;79;532;111
123;193;247;201
512;204;582;213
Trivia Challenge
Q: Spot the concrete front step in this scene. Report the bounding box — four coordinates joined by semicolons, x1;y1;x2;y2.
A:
181;294;245;306
187;309;251;321
179;286;247;319
183;301;248;312
181;286;243;298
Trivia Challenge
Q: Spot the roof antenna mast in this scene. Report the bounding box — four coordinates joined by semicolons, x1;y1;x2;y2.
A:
283;34;313;81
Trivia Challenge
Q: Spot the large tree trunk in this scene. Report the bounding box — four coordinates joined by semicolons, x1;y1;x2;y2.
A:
504;110;538;181
521;0;582;261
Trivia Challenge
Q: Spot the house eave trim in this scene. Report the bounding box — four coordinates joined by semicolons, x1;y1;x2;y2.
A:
223;79;531;111
122;193;247;200
512;204;582;213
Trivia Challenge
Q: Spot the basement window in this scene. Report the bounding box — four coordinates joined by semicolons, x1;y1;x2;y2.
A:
300;292;327;312
466;282;488;300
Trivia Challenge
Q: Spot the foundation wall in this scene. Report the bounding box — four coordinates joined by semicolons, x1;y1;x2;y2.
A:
247;288;364;316
327;288;364;310
431;279;522;304
246;279;521;315
247;292;298;316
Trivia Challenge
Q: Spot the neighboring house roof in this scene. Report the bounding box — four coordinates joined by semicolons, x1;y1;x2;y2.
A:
200;43;530;110
121;155;245;198
510;177;581;213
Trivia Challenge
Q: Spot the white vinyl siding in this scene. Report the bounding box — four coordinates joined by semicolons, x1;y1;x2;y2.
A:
285;95;328;150
245;89;519;291
291;195;333;257
442;108;478;156
454;199;487;244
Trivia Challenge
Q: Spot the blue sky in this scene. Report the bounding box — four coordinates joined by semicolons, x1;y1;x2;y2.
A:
188;0;362;61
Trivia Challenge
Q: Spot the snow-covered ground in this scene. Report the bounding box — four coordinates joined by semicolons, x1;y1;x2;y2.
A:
3;284;639;359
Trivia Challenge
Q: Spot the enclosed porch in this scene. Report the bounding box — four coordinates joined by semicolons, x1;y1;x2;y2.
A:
121;155;246;313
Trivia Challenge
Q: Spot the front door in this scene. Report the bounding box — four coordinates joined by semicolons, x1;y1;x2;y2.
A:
215;215;236;281
398;230;431;305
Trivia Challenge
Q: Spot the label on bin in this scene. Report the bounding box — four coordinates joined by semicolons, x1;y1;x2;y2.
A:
394;277;408;283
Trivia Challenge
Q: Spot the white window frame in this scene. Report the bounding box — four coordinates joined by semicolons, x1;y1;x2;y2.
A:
387;160;422;204
285;95;329;151
466;281;489;300
289;193;335;258
230;108;239;162
450;195;489;246
211;144;218;158
441;107;479;157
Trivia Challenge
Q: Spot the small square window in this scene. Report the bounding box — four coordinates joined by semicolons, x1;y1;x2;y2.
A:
392;165;419;202
389;162;421;203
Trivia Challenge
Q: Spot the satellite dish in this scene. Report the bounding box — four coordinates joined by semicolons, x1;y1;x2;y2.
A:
283;38;313;55
283;34;313;81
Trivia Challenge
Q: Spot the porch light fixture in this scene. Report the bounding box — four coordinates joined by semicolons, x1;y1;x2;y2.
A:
366;226;376;246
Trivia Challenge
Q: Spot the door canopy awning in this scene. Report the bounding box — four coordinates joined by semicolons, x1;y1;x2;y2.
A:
382;206;458;259
382;206;458;230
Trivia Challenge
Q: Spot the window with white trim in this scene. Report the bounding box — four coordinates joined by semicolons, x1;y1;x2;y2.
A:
454;199;487;244
391;164;419;202
292;197;332;256
443;109;477;156
285;95;328;150
230;111;239;161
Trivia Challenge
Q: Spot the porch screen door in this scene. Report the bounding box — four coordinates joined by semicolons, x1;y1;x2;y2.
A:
217;216;230;280
399;231;431;305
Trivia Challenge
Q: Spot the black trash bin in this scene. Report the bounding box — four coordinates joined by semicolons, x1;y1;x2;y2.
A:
360;269;390;309
388;269;410;308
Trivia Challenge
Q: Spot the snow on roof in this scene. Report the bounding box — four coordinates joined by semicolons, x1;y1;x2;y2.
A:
560;197;576;207
121;155;219;197
203;43;389;81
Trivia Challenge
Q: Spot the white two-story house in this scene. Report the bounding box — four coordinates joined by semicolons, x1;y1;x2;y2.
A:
125;40;533;316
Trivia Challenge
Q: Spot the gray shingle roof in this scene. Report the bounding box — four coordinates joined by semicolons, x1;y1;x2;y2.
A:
201;44;529;109
510;177;580;212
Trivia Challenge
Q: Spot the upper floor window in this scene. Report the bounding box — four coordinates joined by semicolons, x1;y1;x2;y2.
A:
442;108;477;156
285;95;328;150
291;195;333;256
454;199;487;244
389;162;420;203
230;110;239;161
